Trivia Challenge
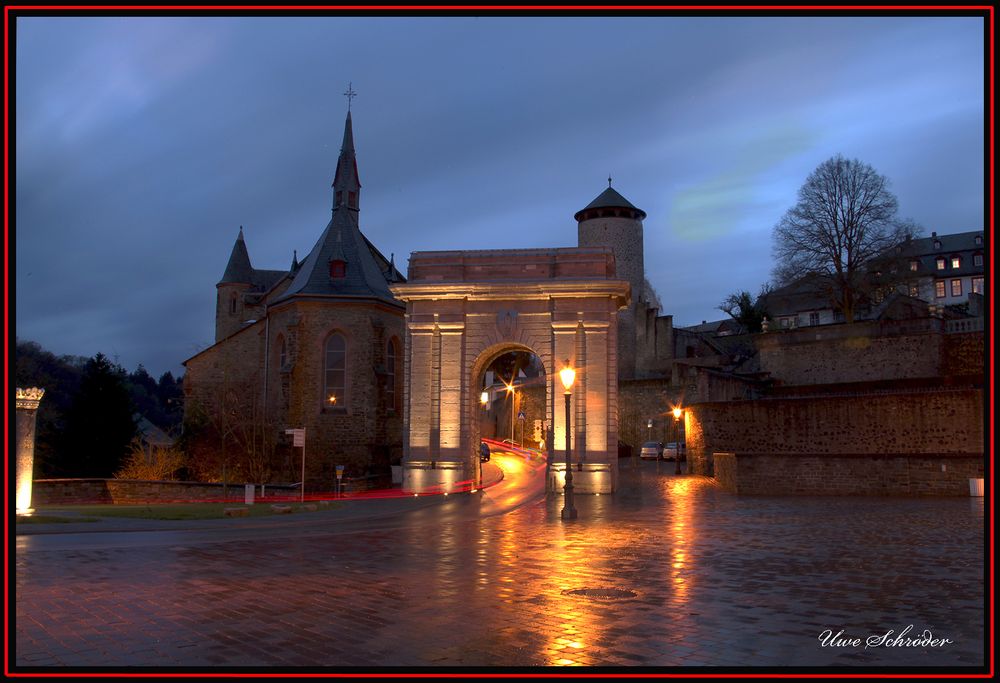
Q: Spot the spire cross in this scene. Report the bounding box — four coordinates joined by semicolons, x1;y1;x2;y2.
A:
343;82;357;111
608;174;613;187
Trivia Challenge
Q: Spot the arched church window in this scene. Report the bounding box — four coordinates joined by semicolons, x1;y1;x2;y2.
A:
324;333;347;408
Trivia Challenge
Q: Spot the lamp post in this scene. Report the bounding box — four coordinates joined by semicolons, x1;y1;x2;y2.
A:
559;360;577;520
505;382;516;444
673;407;683;475
478;390;489;489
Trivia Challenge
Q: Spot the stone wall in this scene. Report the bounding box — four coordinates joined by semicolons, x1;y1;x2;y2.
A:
756;319;949;386
32;479;293;505
942;329;985;376
688;387;984;494
712;453;983;496
688;388;983;461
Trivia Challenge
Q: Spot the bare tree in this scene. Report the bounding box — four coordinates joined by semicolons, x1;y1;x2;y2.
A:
772;155;918;323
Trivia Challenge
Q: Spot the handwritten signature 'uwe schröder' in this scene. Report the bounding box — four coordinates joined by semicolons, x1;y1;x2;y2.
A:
819;625;953;649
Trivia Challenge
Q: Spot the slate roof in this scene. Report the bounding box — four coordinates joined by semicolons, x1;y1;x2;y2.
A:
574;186;647;220
274;209;401;305
892;230;985;278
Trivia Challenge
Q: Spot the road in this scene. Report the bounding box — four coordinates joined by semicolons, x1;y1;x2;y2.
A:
13;453;986;669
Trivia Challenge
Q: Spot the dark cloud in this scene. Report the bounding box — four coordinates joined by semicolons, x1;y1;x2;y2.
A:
14;15;985;376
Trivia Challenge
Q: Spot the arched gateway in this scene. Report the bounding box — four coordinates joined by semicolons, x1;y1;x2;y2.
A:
390;247;630;495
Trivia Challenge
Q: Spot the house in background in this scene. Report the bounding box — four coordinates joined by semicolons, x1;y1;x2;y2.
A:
762;229;985;329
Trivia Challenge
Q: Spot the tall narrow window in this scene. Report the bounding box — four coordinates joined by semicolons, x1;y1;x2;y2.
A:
935;281;946;298
972;277;984;294
951;279;962;297
386;338;398;412
230;293;238;315
324;334;346;408
278;335;287;369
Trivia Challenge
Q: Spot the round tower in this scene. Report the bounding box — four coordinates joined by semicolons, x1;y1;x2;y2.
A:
575;182;647;380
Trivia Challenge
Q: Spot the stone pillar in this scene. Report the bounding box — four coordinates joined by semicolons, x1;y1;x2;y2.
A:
16;388;45;514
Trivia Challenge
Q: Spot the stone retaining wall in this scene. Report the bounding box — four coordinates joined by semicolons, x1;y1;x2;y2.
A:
712;453;984;496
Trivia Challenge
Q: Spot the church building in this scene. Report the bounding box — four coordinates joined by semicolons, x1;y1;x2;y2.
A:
182;109;406;484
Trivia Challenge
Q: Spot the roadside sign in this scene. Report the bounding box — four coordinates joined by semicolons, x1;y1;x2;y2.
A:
335;464;345;480
285;428;305;447
518;411;526;421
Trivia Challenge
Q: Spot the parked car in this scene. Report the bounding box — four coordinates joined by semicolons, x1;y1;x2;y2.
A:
662;442;686;461
639;441;663;460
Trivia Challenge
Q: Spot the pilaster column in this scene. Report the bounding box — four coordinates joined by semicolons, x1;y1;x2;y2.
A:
16;388;45;514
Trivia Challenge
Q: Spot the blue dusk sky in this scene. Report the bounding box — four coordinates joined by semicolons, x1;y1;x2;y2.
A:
13;14;986;377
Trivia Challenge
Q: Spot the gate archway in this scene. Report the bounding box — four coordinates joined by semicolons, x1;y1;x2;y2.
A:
390;247;629;494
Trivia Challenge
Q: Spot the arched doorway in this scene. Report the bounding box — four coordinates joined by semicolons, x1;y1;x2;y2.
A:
390;247;630;494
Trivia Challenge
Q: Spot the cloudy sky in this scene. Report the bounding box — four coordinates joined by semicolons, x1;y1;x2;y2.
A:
14;14;985;377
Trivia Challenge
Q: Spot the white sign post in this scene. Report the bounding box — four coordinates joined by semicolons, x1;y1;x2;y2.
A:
285;428;306;502
336;464;345;497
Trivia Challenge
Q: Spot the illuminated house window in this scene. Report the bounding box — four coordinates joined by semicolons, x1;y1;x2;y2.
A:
936;258;946;270
935;281;946;298
324;334;346;409
951;256;961;269
909;260;919;272
951;279;962;297
972;277;984;294
909;284;919;297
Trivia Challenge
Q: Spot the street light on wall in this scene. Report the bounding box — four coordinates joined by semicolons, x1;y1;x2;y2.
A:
673;406;683;475
559;360;577;520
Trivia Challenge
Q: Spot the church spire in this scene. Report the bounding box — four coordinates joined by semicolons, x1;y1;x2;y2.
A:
332;88;361;213
219;226;254;284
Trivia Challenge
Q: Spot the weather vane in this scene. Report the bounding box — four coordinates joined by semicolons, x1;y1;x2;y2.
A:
343;82;357;111
608;174;613;188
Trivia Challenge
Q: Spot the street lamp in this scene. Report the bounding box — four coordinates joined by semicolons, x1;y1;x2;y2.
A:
505;382;516;444
559;359;577;520
673;406;683;475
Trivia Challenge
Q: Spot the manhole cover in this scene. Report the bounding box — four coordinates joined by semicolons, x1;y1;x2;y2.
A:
562;587;637;601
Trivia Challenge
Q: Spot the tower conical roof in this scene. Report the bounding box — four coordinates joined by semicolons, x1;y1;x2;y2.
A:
219;227;254;284
574;186;646;221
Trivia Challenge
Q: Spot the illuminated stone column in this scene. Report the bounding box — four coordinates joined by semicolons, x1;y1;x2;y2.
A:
16;387;45;514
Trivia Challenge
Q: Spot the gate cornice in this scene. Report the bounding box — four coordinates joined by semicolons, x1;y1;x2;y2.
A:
391;280;630;307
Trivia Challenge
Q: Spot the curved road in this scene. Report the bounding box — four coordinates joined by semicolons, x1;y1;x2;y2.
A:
16;446;548;553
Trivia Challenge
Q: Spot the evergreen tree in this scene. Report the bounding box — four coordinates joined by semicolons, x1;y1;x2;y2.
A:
59;353;137;477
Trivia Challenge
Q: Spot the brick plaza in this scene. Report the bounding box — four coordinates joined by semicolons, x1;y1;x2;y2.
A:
14;461;985;670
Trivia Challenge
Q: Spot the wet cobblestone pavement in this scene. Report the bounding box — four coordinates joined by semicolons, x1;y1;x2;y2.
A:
13;461;986;671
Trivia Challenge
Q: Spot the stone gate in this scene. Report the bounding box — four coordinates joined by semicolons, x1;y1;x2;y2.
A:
390;247;630;494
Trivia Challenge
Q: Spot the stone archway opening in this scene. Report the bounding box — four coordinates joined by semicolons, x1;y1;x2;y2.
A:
472;346;548;468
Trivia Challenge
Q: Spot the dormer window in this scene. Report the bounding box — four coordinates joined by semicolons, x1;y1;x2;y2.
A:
329;259;347;279
936;258;946;271
909;260;919;272
974;253;983;267
975;235;982;245
934;240;941;250
951;256;961;269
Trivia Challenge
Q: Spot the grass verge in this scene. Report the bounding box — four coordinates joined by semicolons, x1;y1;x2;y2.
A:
33;502;342;521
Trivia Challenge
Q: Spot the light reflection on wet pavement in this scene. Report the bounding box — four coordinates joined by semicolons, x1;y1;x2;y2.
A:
14;457;985;669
